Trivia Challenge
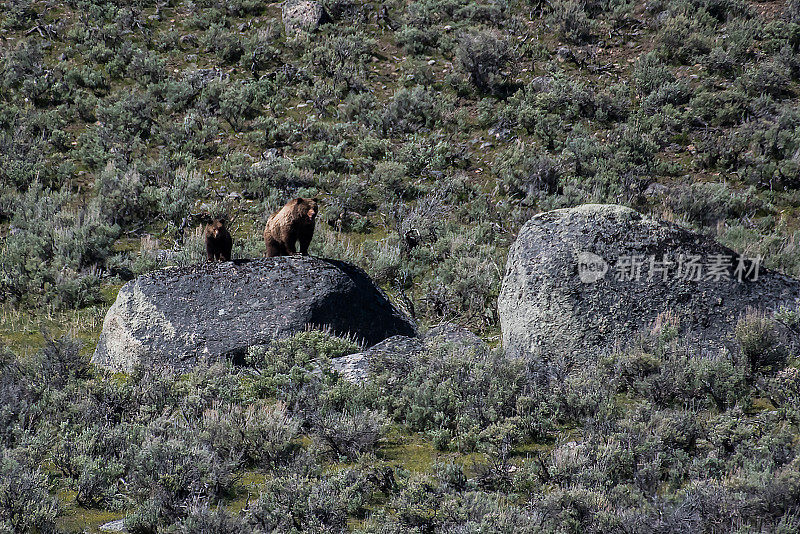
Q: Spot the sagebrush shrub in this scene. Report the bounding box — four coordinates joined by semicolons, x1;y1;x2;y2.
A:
0;183;118;308
633;52;674;96
549;0;594;44
455;30;512;95
735;312;789;372
0;453;60;533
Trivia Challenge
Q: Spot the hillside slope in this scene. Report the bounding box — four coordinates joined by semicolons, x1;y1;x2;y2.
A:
1;0;800;531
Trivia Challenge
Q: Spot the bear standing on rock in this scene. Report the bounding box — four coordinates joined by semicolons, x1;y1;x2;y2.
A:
204;219;233;261
263;198;318;257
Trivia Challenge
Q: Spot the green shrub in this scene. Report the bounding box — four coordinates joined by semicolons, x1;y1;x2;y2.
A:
371;161;412;199
158;168;207;229
246;466;377;531
495;145;561;204
455;30;512;95
0;452;60;533
735;313;789;372
738;59;792;97
549;0;594;44
667;182;762;227
219;81;266;131
0;184;119;308
657;14;711;63
378;85;447;135
296;141;352;173
232;156;313;199
304;33;375;92
311;408;387;460
788;0;800;22
371;346;548;450
176;504;250;533
94;162;157;227
126;435;235;526
633;52;674;96
202;24;244;64
247;330;360;377
198;400;300;467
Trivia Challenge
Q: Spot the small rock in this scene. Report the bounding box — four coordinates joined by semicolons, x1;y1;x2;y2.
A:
488;127;513;140
331;324;486;383
282;0;324;33
179;34;198;47
424;323;488;354
529;76;554;93
556;46;573;62
331;351;370;382
99;519;126;532
643;182;669;197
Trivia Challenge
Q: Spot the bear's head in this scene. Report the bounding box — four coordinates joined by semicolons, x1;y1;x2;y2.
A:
295;198;318;222
208;219;226;237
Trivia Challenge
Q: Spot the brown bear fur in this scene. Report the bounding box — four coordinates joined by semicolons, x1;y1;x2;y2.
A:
263;198;318;257
205;219;233;261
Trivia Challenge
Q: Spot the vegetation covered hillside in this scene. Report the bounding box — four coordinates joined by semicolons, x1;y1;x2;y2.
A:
1;0;800;531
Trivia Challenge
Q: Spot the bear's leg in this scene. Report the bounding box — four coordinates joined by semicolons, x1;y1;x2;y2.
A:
265;239;281;257
299;235;311;255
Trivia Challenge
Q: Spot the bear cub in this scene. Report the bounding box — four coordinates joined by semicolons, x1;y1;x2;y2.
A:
204;219;233;261
263;198;318;257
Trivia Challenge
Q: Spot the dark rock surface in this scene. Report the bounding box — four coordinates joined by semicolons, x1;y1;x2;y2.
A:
92;257;416;373
331;323;487;382
499;204;800;359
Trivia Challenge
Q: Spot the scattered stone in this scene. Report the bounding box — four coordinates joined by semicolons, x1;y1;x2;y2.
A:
643;182;669;198
282;0;324;33
424;323;488;355
332;335;423;382
331;323;487;382
99;519;126;532
529;76;554;93
556;46;573;62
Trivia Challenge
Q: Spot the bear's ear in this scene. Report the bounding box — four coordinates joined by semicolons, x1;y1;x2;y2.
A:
312;197;320;204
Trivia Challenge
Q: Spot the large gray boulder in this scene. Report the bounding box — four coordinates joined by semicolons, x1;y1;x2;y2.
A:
92;257;416;373
499;204;800;359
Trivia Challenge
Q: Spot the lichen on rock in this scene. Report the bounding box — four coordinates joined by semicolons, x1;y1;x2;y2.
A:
499;204;800;359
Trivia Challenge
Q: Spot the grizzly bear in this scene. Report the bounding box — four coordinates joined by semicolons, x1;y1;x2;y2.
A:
263;198;318;257
204;219;233;261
